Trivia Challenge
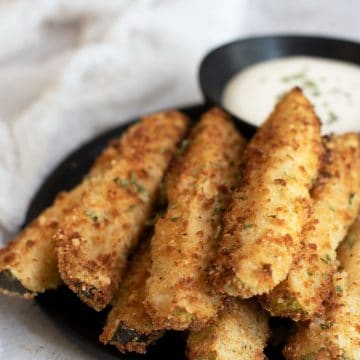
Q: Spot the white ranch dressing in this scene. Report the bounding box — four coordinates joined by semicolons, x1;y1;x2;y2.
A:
222;56;360;133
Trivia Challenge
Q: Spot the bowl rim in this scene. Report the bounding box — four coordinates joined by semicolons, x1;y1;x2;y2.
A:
198;33;360;133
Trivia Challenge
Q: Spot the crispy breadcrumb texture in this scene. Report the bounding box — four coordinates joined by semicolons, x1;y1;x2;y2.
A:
0;138;126;297
145;108;246;330
56;111;189;311
213;88;322;298
187;299;269;360
262;133;360;320
100;241;163;354
284;216;360;359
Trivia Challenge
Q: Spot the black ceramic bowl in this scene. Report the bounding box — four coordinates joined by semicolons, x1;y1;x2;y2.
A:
199;34;360;136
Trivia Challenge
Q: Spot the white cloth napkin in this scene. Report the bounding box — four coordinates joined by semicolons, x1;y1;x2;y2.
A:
0;0;245;245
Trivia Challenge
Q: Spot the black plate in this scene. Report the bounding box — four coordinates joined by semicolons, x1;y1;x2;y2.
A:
29;104;287;359
199;34;360;135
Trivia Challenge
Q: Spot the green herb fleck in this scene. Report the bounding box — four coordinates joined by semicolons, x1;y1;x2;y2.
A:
268;215;277;219
126;204;136;213
130;171;138;185
114;177;129;188
320;254;332;264
234;171;242;181
177;139;189;156
244;223;253;229
138;188;149;202
303;79;320;96
349;192;355;206
319;321;334;330
347;233;356;249
214;225;222;240
214;207;225;214
335;285;343;293
129;171;149;202
170;217;180;222
146;210;166;226
328;206;336;212
85;208;99;222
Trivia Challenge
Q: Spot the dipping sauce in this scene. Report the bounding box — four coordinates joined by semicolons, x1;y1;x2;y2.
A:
222;56;360;133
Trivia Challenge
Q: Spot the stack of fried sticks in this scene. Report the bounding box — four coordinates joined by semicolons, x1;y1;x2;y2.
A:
1;88;360;359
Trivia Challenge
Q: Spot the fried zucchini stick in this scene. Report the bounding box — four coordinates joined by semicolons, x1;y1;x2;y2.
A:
262;133;360;320
100;240;162;354
187;300;269;360
0;138;126;298
145;108;246;330
56;112;189;311
284;216;360;359
212;88;322;298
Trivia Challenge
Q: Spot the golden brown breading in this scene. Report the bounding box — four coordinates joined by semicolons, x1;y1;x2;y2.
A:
0;138;126;298
145;108;246;330
100;240;163;354
56;112;189;311
262;133;360;321
284;216;360;359
187;299;269;360
212;88;322;298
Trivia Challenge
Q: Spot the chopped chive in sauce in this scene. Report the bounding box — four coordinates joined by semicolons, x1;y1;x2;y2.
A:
170;217;180;222
244;223;253;229
281;71;306;82
327;111;338;124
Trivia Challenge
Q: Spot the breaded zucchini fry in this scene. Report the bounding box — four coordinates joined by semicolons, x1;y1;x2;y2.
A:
284;216;360;359
145;108;246;330
0;138;126;298
213;88;322;298
187;300;269;360
262;133;360;320
56;112;189;311
100;240;163;354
